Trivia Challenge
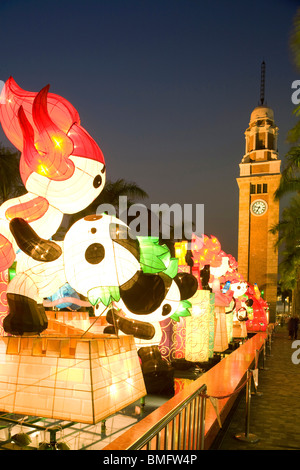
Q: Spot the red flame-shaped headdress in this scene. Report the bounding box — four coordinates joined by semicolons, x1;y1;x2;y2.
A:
0;77;105;184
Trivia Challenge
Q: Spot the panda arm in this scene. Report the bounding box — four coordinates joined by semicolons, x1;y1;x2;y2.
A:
10;218;62;262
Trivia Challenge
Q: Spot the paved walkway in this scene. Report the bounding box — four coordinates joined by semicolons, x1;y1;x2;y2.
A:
215;325;300;450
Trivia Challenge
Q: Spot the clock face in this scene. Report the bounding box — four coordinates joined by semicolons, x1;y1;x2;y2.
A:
251;199;267;216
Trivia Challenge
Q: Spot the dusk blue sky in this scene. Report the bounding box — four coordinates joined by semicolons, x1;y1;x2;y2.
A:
0;0;299;257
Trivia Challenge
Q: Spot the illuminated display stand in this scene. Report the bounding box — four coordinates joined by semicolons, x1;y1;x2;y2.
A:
0;332;146;424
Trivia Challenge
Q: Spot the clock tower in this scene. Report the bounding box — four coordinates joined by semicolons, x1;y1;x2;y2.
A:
236;64;281;323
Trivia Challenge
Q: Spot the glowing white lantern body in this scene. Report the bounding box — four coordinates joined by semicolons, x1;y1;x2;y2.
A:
214;306;229;352
184;290;215;362
64;215;140;299
7;245;65;303
117;279;181;324
26;157;105;215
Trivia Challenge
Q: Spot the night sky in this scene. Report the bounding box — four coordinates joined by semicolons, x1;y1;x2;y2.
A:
0;0;299;258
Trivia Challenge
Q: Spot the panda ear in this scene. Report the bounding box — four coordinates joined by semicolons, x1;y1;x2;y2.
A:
174;272;198;300
10;218;62;262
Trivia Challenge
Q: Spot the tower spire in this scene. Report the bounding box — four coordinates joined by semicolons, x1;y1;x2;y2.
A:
260;61;266;106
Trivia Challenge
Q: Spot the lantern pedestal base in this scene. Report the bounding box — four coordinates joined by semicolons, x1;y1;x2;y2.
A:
235;432;260;444
0;332;146;425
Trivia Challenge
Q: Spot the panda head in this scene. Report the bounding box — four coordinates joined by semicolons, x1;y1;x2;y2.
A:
106;271;198;340
117;275;181;324
9;215;198;340
63;214;140;304
117;270;198;323
230;281;248;299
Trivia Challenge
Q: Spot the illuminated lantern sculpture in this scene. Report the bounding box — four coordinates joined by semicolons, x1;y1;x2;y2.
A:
0;78;106;332
225;300;235;343
230;281;249;338
184;289;215;362
210;256;233;353
192;234;223;273
174;241;188;269
0;270;8;335
4;215;197;337
0;333;146;424
245;284;268;332
105;235;197;339
0;77;106;272
47;283;81;311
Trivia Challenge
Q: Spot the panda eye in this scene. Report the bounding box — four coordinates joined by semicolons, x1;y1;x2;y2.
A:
85;243;105;264
93;175;102;188
162;304;172;316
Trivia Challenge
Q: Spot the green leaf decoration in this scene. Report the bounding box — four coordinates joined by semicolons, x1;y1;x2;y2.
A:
137;237;178;279
9;261;17;282
138;236;171;274
163;258;178;279
88;286;120;306
170;300;192;322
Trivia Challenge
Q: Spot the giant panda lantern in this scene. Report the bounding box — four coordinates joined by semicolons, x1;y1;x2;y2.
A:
0;78;107;334
4;214;197;338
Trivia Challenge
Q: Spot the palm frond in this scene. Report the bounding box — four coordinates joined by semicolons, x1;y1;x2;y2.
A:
290;7;300;73
0;144;26;203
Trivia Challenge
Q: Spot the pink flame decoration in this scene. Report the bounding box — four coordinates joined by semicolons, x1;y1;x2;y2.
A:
192;234;223;269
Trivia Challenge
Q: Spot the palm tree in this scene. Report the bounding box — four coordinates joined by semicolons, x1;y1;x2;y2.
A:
0;144;26;203
271;195;300;315
275;146;300;200
290;7;300;72
275;9;300;200
91;178;149;214
272;8;300;310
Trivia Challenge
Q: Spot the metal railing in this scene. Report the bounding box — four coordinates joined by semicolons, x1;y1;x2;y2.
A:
127;384;207;451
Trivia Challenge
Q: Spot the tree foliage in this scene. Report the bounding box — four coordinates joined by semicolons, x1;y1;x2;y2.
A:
70;178;149;223
60;178;149;238
290;7;300;73
0;144;26;203
271;195;300;290
272;7;300;308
